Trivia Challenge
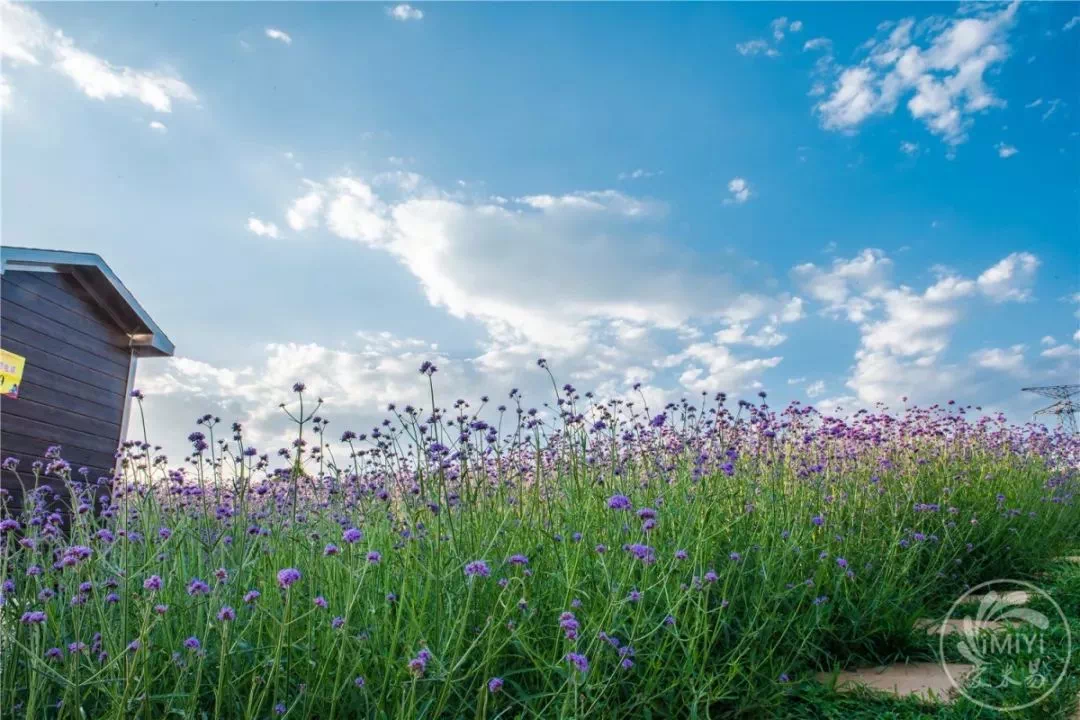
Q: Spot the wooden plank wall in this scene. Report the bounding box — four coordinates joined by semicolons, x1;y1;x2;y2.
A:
0;270;131;510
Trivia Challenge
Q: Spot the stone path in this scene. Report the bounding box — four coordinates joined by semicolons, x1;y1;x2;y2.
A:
816;663;975;704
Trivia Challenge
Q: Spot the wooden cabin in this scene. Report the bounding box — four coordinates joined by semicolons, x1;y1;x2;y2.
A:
0;247;174;511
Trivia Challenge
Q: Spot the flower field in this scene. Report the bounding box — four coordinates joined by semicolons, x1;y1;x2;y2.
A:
1;361;1078;719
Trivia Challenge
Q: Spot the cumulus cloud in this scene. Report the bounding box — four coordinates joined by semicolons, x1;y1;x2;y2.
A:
148;120;167;133
282;170;788;368
792;249;1043;408
388;4;423;21
724;177;752;204
976;252;1039;302
815;2;1018;145
736;40;779;57
971;345;1027;375
0;1;196;112
792;249;892;321
286;182;326;231
1064;16;1080;31
246;217;281;239
806;380;826;397
804;37;832;51
265;28;292;45
995;142;1018;158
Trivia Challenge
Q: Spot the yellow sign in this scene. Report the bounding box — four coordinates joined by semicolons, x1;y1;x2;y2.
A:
1;349;26;399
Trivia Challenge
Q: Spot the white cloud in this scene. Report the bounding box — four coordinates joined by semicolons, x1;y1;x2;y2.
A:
995;141;1018;158
265;28;292;45
788;377;806;385
1041;344;1077;359
1064;16;1080;31
284;171;769;359
0;75;10;109
792;249;892;320
286;182;326;231
771;17;789;41
792;249;1044;408
816;2;1018;144
1040;98;1063;121
804;37;832;51
789;21;804;33
388;4;424;22
618;168;661;181
976;252;1039;302
1041;335;1056;346
900;140;919;155
661;342;782;394
971;345;1027;375
1025;97;1043;108
806;380;826;397
724;177;752;204
736;40;779;58
246;217;281;239
148;120;167;133
0;2;196;112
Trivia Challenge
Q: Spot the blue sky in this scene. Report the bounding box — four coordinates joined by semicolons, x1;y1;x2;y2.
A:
3;1;1078;455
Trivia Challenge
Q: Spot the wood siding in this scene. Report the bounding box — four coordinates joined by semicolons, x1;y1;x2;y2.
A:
1;270;132;509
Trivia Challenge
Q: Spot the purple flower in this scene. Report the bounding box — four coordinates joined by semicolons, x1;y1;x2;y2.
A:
607;494;632;510
464;560;490;578
811;514;824;527
45;647;63;661
332;616;345;629
354;676;365;689
488;677;504;693
187;579;210;596
324;544;340;556
836;557;848;569
627;589;642;603
183;636;201;651
244;590;261;604
779;673;791;683
20;611;46;625
565;652;589;673
127;639;141;653
154;604;169;615
144;575;162;592
343;528;363;544
508;554;529;566
729;551;742;562
277;568;301;590
366;551;381;564
314;596;328;609
217;606;236;622
813;595;829;606
675;549;688;560
704;570;719;584
274;702;287;715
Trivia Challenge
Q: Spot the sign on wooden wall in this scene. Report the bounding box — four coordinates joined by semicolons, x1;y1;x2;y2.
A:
0;349;26;399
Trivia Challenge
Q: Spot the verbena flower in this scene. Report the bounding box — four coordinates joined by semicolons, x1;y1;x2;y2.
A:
277;568;301;590
607;495;632;510
565;652;589;673
464;560;490;578
488;677;504;693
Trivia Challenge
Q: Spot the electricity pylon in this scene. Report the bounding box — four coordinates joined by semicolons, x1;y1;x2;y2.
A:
1022;384;1079;434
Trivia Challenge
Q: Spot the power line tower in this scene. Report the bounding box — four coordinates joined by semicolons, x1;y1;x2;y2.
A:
1021;384;1080;434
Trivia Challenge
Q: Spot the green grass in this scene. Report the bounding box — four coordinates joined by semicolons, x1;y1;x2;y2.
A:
0;384;1077;719
779;558;1080;719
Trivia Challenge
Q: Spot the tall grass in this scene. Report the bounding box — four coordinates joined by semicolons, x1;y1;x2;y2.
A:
1;363;1077;718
